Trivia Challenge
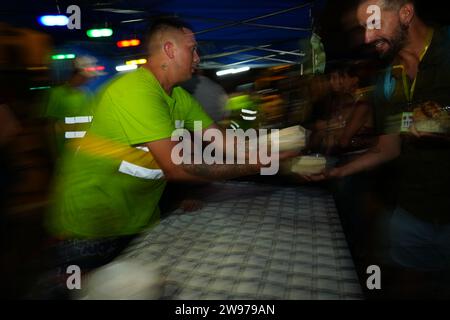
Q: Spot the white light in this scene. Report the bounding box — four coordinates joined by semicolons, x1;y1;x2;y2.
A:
91;30;101;37
29;86;51;91
241;108;258;115
216;66;250;77
65;131;87;139
234;66;250;73
216;69;231;76
39;15;69;26
115;64;138;72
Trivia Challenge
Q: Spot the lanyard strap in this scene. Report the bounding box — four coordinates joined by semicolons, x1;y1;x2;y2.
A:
409;28;434;101
397;28;434;102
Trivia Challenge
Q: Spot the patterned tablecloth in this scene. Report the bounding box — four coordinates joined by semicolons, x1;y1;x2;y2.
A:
120;181;364;300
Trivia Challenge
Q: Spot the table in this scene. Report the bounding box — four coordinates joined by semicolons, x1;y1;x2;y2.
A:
120;181;364;300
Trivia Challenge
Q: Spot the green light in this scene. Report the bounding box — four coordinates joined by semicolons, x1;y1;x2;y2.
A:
29;86;51;91
52;54;76;60
87;28;113;38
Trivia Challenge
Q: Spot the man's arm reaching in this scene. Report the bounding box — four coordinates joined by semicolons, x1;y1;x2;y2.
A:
146;137;262;182
145;123;296;182
305;133;401;181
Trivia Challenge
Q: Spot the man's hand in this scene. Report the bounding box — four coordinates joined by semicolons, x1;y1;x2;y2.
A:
278;149;301;162
409;124;450;141
410;101;450;141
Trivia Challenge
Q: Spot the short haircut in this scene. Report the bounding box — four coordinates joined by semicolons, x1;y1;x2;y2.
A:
358;0;414;11
144;16;193;53
379;0;414;10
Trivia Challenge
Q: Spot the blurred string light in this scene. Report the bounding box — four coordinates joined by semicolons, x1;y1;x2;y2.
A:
29;86;51;91
39;15;69;26
115;64;138;72
52;54;76;60
117;39;141;48
126;59;147;65
216;66;250;77
87;28;113;38
84;66;105;72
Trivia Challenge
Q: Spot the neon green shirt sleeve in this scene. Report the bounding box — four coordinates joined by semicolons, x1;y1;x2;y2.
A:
108;90;175;145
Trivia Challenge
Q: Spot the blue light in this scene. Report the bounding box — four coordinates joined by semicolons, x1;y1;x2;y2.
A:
39;15;69;27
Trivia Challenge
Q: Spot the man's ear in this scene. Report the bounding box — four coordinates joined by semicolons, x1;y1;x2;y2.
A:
163;41;175;59
399;3;415;26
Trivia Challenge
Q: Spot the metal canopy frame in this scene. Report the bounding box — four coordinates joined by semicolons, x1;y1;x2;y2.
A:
1;0;317;69
194;2;314;35
193;1;314;68
220;50;303;68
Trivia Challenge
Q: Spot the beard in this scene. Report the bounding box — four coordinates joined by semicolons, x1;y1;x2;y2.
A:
377;22;409;62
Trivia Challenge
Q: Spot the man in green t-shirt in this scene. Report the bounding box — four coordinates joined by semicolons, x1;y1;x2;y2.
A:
43;56;104;158
44;18;293;295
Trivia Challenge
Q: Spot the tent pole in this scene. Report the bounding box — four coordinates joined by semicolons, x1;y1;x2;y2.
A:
195;2;314;35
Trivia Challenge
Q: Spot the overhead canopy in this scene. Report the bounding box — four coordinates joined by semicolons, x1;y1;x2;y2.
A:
2;0;325;69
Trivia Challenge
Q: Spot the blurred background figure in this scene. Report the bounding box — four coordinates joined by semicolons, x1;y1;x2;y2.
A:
42;55;105;159
308;62;376;157
259;89;285;128
0;22;55;299
0;102;21;216
304;61;383;277
224;84;261;131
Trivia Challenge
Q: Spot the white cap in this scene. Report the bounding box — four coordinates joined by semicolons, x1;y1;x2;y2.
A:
74;55;107;77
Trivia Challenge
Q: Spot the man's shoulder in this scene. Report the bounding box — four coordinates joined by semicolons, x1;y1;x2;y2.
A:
104;69;146;90
91;71;165;123
425;26;450;76
99;68;164;102
432;26;450;54
437;25;450;39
